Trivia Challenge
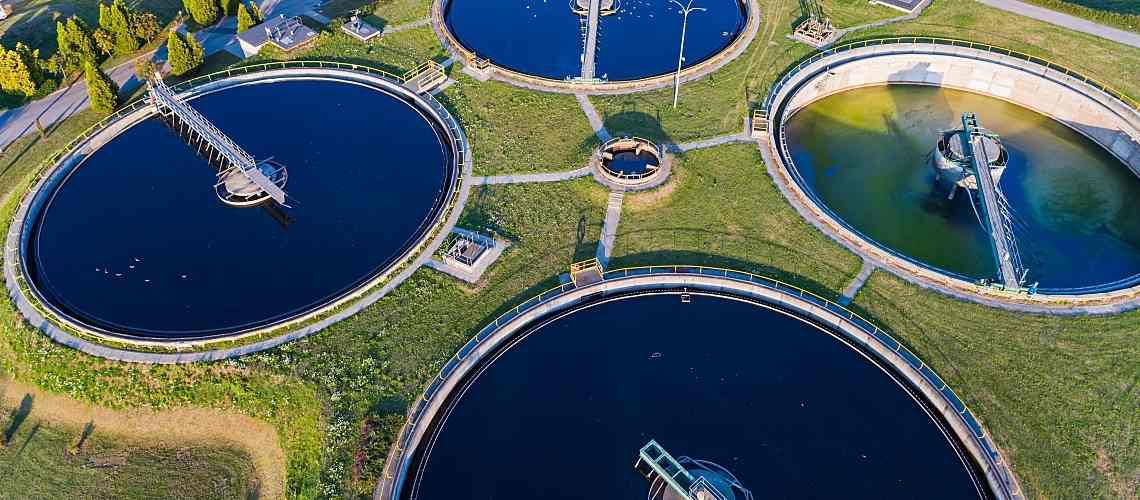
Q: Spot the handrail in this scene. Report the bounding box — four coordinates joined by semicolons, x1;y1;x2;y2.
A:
760;36;1139;114
382;264;1021;499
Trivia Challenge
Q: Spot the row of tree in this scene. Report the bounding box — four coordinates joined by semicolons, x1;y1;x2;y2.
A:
182;0;263;28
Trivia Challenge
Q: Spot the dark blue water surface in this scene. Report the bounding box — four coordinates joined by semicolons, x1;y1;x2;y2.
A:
28;80;453;338
444;0;745;81
409;294;983;499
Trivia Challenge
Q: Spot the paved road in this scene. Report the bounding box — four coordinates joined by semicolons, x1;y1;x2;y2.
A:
596;189;624;266
976;0;1140;49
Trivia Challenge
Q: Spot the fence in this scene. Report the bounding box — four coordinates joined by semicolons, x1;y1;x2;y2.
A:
5;60;469;347
381;265;1021;499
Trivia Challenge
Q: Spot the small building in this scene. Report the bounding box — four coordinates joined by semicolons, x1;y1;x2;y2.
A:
342;15;381;42
236;15;318;56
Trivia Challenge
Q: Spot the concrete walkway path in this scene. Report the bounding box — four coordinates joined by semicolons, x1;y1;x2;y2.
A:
383;18;432;34
596;190;624;266
975;0;1140;48
839;259;876;306
671;132;754;153
471;166;592;185
576;94;612;142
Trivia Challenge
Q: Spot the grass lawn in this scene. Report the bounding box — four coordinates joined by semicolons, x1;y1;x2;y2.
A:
610;143;862;297
817;0;900;28
247;25;447;76
1021;0;1140;33
851;272;1140;499
438;75;599;176
0;395;258;499
321;0;432;26
0;0;183;56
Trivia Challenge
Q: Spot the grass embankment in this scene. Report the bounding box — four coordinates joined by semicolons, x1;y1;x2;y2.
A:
1021;0;1140;33
247;24;446;76
611;144;861;297
321;0;432;27
438;75;598;176
1;380;264;499
592;0;1140;144
851;273;1140;499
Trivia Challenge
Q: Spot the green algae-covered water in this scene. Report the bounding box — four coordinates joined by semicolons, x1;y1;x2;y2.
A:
785;85;1140;291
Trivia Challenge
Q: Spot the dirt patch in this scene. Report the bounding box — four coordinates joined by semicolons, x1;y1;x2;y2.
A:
0;378;286;499
624;159;684;212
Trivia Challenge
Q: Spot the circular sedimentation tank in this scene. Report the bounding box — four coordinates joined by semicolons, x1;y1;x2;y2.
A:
440;0;748;82
393;291;992;499
595;136;668;189
784;85;1140;291
18;74;460;342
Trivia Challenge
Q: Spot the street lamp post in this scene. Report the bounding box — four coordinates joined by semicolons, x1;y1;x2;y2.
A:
671;0;705;108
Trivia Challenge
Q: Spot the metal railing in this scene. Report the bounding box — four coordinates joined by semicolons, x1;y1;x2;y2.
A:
6;60;469;346
761;36;1139;114
383;264;1021;499
598;136;663;181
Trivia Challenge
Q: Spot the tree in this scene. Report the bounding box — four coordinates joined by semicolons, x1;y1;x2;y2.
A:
166;31;204;76
182;0;221;26
135;58;158;82
93;28;116;56
221;0;239;17
130;11;162;42
0;43;42;96
98;0;140;56
56;17;98;74
236;2;260;33
84;60;118;114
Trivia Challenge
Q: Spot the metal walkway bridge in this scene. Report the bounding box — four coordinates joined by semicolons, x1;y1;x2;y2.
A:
581;0;602;79
147;75;287;205
961;113;1027;289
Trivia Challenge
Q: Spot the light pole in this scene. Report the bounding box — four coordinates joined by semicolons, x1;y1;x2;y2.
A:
671;0;705;108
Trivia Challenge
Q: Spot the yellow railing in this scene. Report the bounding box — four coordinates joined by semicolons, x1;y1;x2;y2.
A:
762;36;1139;113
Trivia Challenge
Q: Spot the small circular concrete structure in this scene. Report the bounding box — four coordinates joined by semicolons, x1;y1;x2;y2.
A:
760;38;1140;314
592;136;671;190
374;266;1022;500
217;159;289;207
4;63;471;356
432;0;761;94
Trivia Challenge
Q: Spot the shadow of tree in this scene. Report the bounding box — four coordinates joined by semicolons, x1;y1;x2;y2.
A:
3;394;34;445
